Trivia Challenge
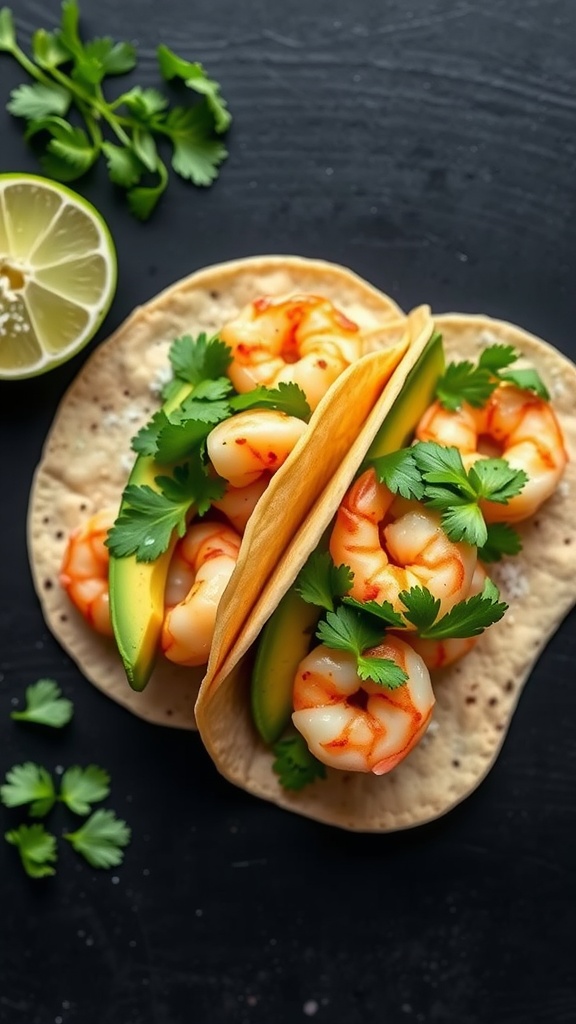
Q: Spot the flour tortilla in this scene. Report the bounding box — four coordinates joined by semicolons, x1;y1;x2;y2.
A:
27;255;409;728
195;314;576;831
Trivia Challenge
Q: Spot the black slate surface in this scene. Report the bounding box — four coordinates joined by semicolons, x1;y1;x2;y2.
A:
1;2;575;1022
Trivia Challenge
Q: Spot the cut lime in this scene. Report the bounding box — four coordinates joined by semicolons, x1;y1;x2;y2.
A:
0;173;117;380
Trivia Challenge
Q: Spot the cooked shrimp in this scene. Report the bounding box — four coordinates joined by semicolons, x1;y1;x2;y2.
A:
221;294;364;411
211;476;271;533
292;636;435;774
206;409;307;488
398;563;488;670
329;468;476;623
415;383;568;522
161;520;242;667
59;508;116;636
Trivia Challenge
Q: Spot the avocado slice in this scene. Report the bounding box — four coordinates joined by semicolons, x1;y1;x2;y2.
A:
250;586;322;745
109;381;193;692
250;331;445;744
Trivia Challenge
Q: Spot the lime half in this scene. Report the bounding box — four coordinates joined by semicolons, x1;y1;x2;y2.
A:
0;173;117;380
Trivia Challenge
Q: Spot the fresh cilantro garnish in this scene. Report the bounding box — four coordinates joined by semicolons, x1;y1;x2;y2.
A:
271;734;327;791
436;343;549;410
106;462;225;561
59;765;110;815
411;442;527;548
10;678;73;728
372;448;424;500
5;824;57;878
342;596;405;629
0;763;56;817
316;607;408;688
0;3;231;218
295;551;354;612
64;808;131;868
149;401;232;463
415;578;507;639
478;522;523;563
230;382;312;422
395;587;441;632
168;333;232;386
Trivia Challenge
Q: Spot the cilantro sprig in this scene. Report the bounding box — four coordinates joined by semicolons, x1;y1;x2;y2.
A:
64;809;131;868
5;824;58;878
374;441;527;555
436;343;550;411
316;607;409;688
0;3;231;218
295;550;354;612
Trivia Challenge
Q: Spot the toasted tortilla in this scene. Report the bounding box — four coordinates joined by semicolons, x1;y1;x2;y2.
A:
195;313;576;831
27;255;411;728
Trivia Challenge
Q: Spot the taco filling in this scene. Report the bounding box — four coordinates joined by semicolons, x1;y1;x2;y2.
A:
28;256;417;728
195;315;576;831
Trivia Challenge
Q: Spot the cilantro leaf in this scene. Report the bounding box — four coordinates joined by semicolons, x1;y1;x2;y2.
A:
5;824;57;879
106;483;190;560
82;37;136;76
497;367;550;400
157;44;231;133
397;587;442;632
64;809;131;869
272;734;327;791
32;29;71;68
10;678;74;727
131;410;168;457
168;333;232;384
164;103;228;186
478;522;523;563
154;400;231;463
372;448;425;500
0;763;56;817
469;459;528;504
436;500;488;548
317;606;384;656
477;344;518;374
127;179;167;221
155;461;226;514
230;382;312;422
436;360;495;411
419;578;507;639
59;765;111;815
295;551;354;612
102;141;144;188
7;81;71;119
342;596;405;629
413;442;475;498
120;85;168;121
356;656;407;688
42;122;98;179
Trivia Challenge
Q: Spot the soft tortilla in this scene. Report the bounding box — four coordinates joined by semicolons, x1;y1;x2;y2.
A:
27;255;409;728
195;314;576;831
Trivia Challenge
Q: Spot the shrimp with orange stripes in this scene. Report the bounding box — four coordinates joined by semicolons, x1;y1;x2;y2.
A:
415;382;568;523
329;467;477;624
291;635;435;775
220;294;364;411
59;508;116;637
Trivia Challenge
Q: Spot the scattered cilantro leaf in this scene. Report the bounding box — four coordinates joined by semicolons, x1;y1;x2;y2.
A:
5;824;57;878
0;763;56;817
0;1;231;218
10;678;74;727
154;400;231;463
295;551;354;612
272;734;326;791
419;578;507;639
59;765;110;815
435;500;488;548
478;522;523;563
371;448;425;500
230;382;312;422
64;808;131;868
477;344;518;374
469;459;528;505
413;442;475;498
356;655;408;688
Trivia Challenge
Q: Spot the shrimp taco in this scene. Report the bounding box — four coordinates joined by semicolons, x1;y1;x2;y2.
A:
28;255;431;729
195;313;576;831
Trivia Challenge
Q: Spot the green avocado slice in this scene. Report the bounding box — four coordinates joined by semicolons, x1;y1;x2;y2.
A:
108;381;194;692
250;587;322;745
250;331;445;744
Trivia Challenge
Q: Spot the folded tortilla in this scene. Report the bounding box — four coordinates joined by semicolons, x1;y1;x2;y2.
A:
195;313;576;831
27;255;413;728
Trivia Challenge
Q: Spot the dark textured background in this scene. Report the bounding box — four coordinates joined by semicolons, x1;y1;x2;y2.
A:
1;2;575;1022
